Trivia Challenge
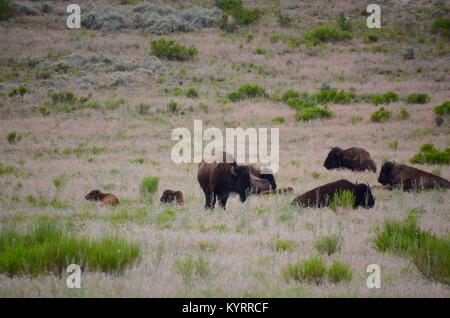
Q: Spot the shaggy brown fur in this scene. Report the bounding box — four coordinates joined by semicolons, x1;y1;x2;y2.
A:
160;190;184;205
324;147;377;172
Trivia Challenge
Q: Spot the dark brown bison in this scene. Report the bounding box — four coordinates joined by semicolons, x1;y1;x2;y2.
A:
197;153;251;209
160;190;184;205
250;174;272;194
259;187;294;196
378;161;450;191
324;147;377;172
248;166;277;190
85;190;119;206
291;179;375;209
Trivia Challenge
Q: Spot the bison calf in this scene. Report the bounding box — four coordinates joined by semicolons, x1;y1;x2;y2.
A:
160;190;184;205
378;161;450;191
85;190;119;206
324;147;377;172
291;179;375;209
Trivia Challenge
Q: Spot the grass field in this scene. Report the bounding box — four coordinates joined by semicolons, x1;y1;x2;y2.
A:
0;0;449;297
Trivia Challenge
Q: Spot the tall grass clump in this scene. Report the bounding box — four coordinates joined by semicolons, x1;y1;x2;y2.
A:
8;85;28;98
0;222;140;276
7;131;20;144
140;176;159;201
329;190;355;211
150;39;197;61
228;83;267;102
315;235;342;255
409;144;450;165
174;254;210;285
434;101;450;116
406;93;430;104
282;256;327;284
370;107;392;123
296;106;332;122
304;24;352;44
0;0;15;21
375;210;450;285
327;260;353;283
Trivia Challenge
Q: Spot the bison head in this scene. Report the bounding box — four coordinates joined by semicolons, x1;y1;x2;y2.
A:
231;165;251;202
324;147;344;170
354;183;375;209
378;161;395;185
85;189;101;201
260;170;277;190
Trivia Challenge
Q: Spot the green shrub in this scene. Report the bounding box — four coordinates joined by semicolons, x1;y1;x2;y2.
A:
304;25;352;44
370;107;392;123
315;235;342;256
8;85;28;98
272;116;285;124
233;7;261;26
410;144;450;165
6;131;20;144
296;106;332;121
0;164;14;175
274;239;295;252
41;91;99;113
375;211;450;284
370;91;399;105
313;88;355;104
216;0;260;28
282;89;300;103
140;176;159;201
105;98;125;111
186;87;198;98
434;101;450;116
432;17;450;38
228;83;267;102
175;254;210;285
336;13;351;32
0;0;15;21
254;47;267;55
327;260;353;283
166;100;181;113
150;39;197;61
329;190;355;211
399;107;410;120
215;0;242;11
282;256;327;284
0;221;140;276
406;93;430;104
270;33;300;47
287;97;316;110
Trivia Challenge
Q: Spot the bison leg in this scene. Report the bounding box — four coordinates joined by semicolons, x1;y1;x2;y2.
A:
204;189;215;209
218;192;229;209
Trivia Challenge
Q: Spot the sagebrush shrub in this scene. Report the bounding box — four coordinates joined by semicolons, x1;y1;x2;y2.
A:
434;101;450;116
406;93;430;104
304;25;352;44
296;106;332;121
370;107;392;123
410;144;450;165
150;39;197;61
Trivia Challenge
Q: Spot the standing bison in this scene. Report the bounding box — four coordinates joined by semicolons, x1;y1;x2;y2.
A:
324;147;377;172
291;179;375;209
197;153;251;209
248;166;277;191
378;161;450;191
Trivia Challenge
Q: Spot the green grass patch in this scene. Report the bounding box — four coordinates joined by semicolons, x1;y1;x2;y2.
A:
0;221;140;276
370;91;399;105
0;164;14;176
283;256;327;284
375;210;450;285
40;91;99;114
6;131;20;144
327;260;352;283
140;176;159;202
330;190;355;211
410;144;450;165
8;85;28;98
432;17;450;38
150;39;197;61
315;234;342;256
274;239;295;252
303;24;352;44
175;254;210;285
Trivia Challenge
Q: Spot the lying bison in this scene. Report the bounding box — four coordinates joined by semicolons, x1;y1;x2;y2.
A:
85;190;119;206
378;161;450;191
324;147;377;172
160;190;184;205
291;179;375;209
197;153;251;209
